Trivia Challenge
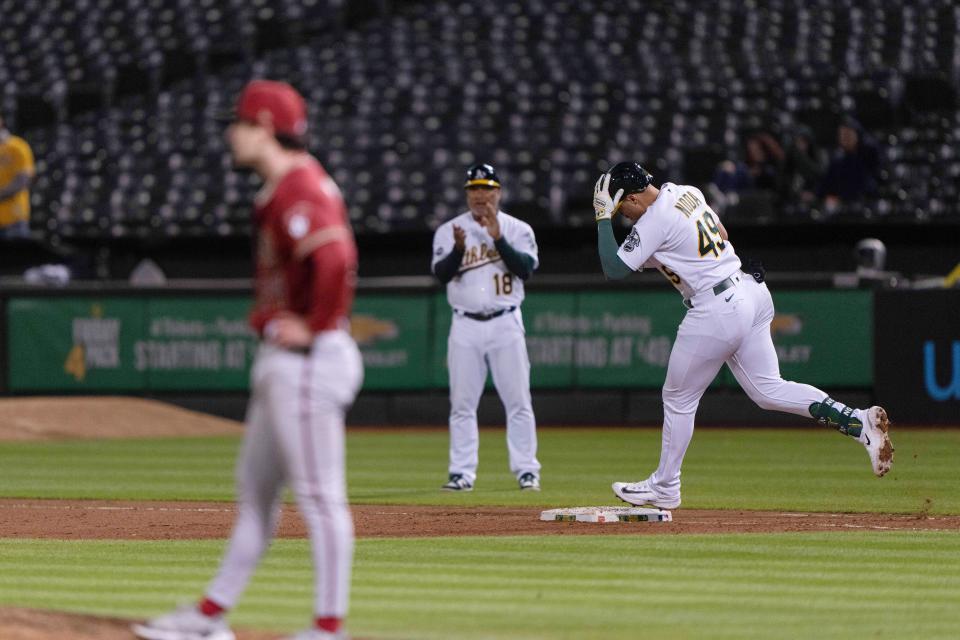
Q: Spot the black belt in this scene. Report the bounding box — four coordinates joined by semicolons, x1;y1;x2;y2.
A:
288;345;311;355
261;338;312;356
711;275;737;296
682;275;739;310
459;306;516;321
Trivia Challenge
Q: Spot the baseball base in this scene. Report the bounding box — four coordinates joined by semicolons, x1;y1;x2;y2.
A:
539;506;672;523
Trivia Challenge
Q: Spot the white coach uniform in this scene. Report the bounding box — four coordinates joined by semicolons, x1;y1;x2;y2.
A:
432;209;541;487
617;183;868;503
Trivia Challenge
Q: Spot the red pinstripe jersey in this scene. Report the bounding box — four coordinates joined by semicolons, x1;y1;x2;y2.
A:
250;156;357;334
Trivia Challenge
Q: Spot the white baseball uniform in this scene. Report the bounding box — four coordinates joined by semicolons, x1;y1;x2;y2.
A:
432;210;541;485
616;183;861;501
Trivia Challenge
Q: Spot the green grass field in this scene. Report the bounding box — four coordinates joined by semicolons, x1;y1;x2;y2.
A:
0;428;956;513
1;533;958;639
1;427;958;639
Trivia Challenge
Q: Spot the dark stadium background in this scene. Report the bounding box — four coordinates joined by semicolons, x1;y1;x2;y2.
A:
2;0;958;277
1;0;958;424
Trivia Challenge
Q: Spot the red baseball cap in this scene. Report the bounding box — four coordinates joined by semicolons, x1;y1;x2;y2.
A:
231;80;308;139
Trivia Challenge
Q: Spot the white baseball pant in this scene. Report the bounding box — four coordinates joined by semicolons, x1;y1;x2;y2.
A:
206;330;363;618
447;311;540;483
649;274;840;497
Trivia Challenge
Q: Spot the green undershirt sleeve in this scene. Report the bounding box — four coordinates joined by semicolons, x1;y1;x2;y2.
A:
494;236;535;280
432;247;464;284
597;219;633;280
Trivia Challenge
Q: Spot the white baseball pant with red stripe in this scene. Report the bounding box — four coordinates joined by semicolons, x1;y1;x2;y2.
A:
205;329;363;618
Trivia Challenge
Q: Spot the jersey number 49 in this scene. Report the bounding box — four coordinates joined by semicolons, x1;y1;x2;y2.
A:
696;211;726;258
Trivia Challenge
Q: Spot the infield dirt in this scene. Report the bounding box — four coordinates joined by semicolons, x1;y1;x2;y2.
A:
1;498;957;539
0;397;242;441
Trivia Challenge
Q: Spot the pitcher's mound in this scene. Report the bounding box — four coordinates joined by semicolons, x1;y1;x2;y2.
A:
0;397;242;441
0;607;279;640
0;607;131;640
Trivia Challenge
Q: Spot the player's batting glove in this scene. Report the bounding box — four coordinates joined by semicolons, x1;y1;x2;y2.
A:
593;173;624;222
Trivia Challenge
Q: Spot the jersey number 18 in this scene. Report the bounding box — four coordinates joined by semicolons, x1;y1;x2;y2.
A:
493;273;513;295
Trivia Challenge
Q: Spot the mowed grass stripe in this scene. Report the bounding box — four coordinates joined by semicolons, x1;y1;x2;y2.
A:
4;561;959;598
1;532;959;639
12;573;957;608
0;429;956;513
359;533;960;563
5;530;958;559
353;582;960;608
7;568;956;602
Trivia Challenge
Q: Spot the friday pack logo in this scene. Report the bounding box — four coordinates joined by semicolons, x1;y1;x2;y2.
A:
63;304;121;382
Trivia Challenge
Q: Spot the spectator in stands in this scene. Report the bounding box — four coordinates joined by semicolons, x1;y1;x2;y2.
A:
818;116;881;210
744;131;785;192
713;131;785;196
709;130;785;216
0;113;36;239
711;157;752;198
782;124;826;205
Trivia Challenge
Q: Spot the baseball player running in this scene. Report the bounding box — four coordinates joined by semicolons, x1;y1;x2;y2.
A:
592;162;893;509
432;163;542;492
133;80;362;640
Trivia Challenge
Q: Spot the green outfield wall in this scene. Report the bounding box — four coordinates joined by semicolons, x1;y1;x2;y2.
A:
2;283;873;392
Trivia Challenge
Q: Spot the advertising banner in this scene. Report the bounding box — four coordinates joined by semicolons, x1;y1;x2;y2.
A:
7;297;146;391
769;290;873;387
7;294;436;392
875;290;960;424
516;292;580;387
567;291;684;388
5;288;876;393
139;298;257;390
352;294;433;389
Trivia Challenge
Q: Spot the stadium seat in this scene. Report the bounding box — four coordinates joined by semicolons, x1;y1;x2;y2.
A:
2;0;958;239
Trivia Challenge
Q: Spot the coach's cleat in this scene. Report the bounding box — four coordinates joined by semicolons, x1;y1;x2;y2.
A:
612;480;681;509
132;604;235;640
518;472;541;491
860;406;894;477
441;474;473;492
